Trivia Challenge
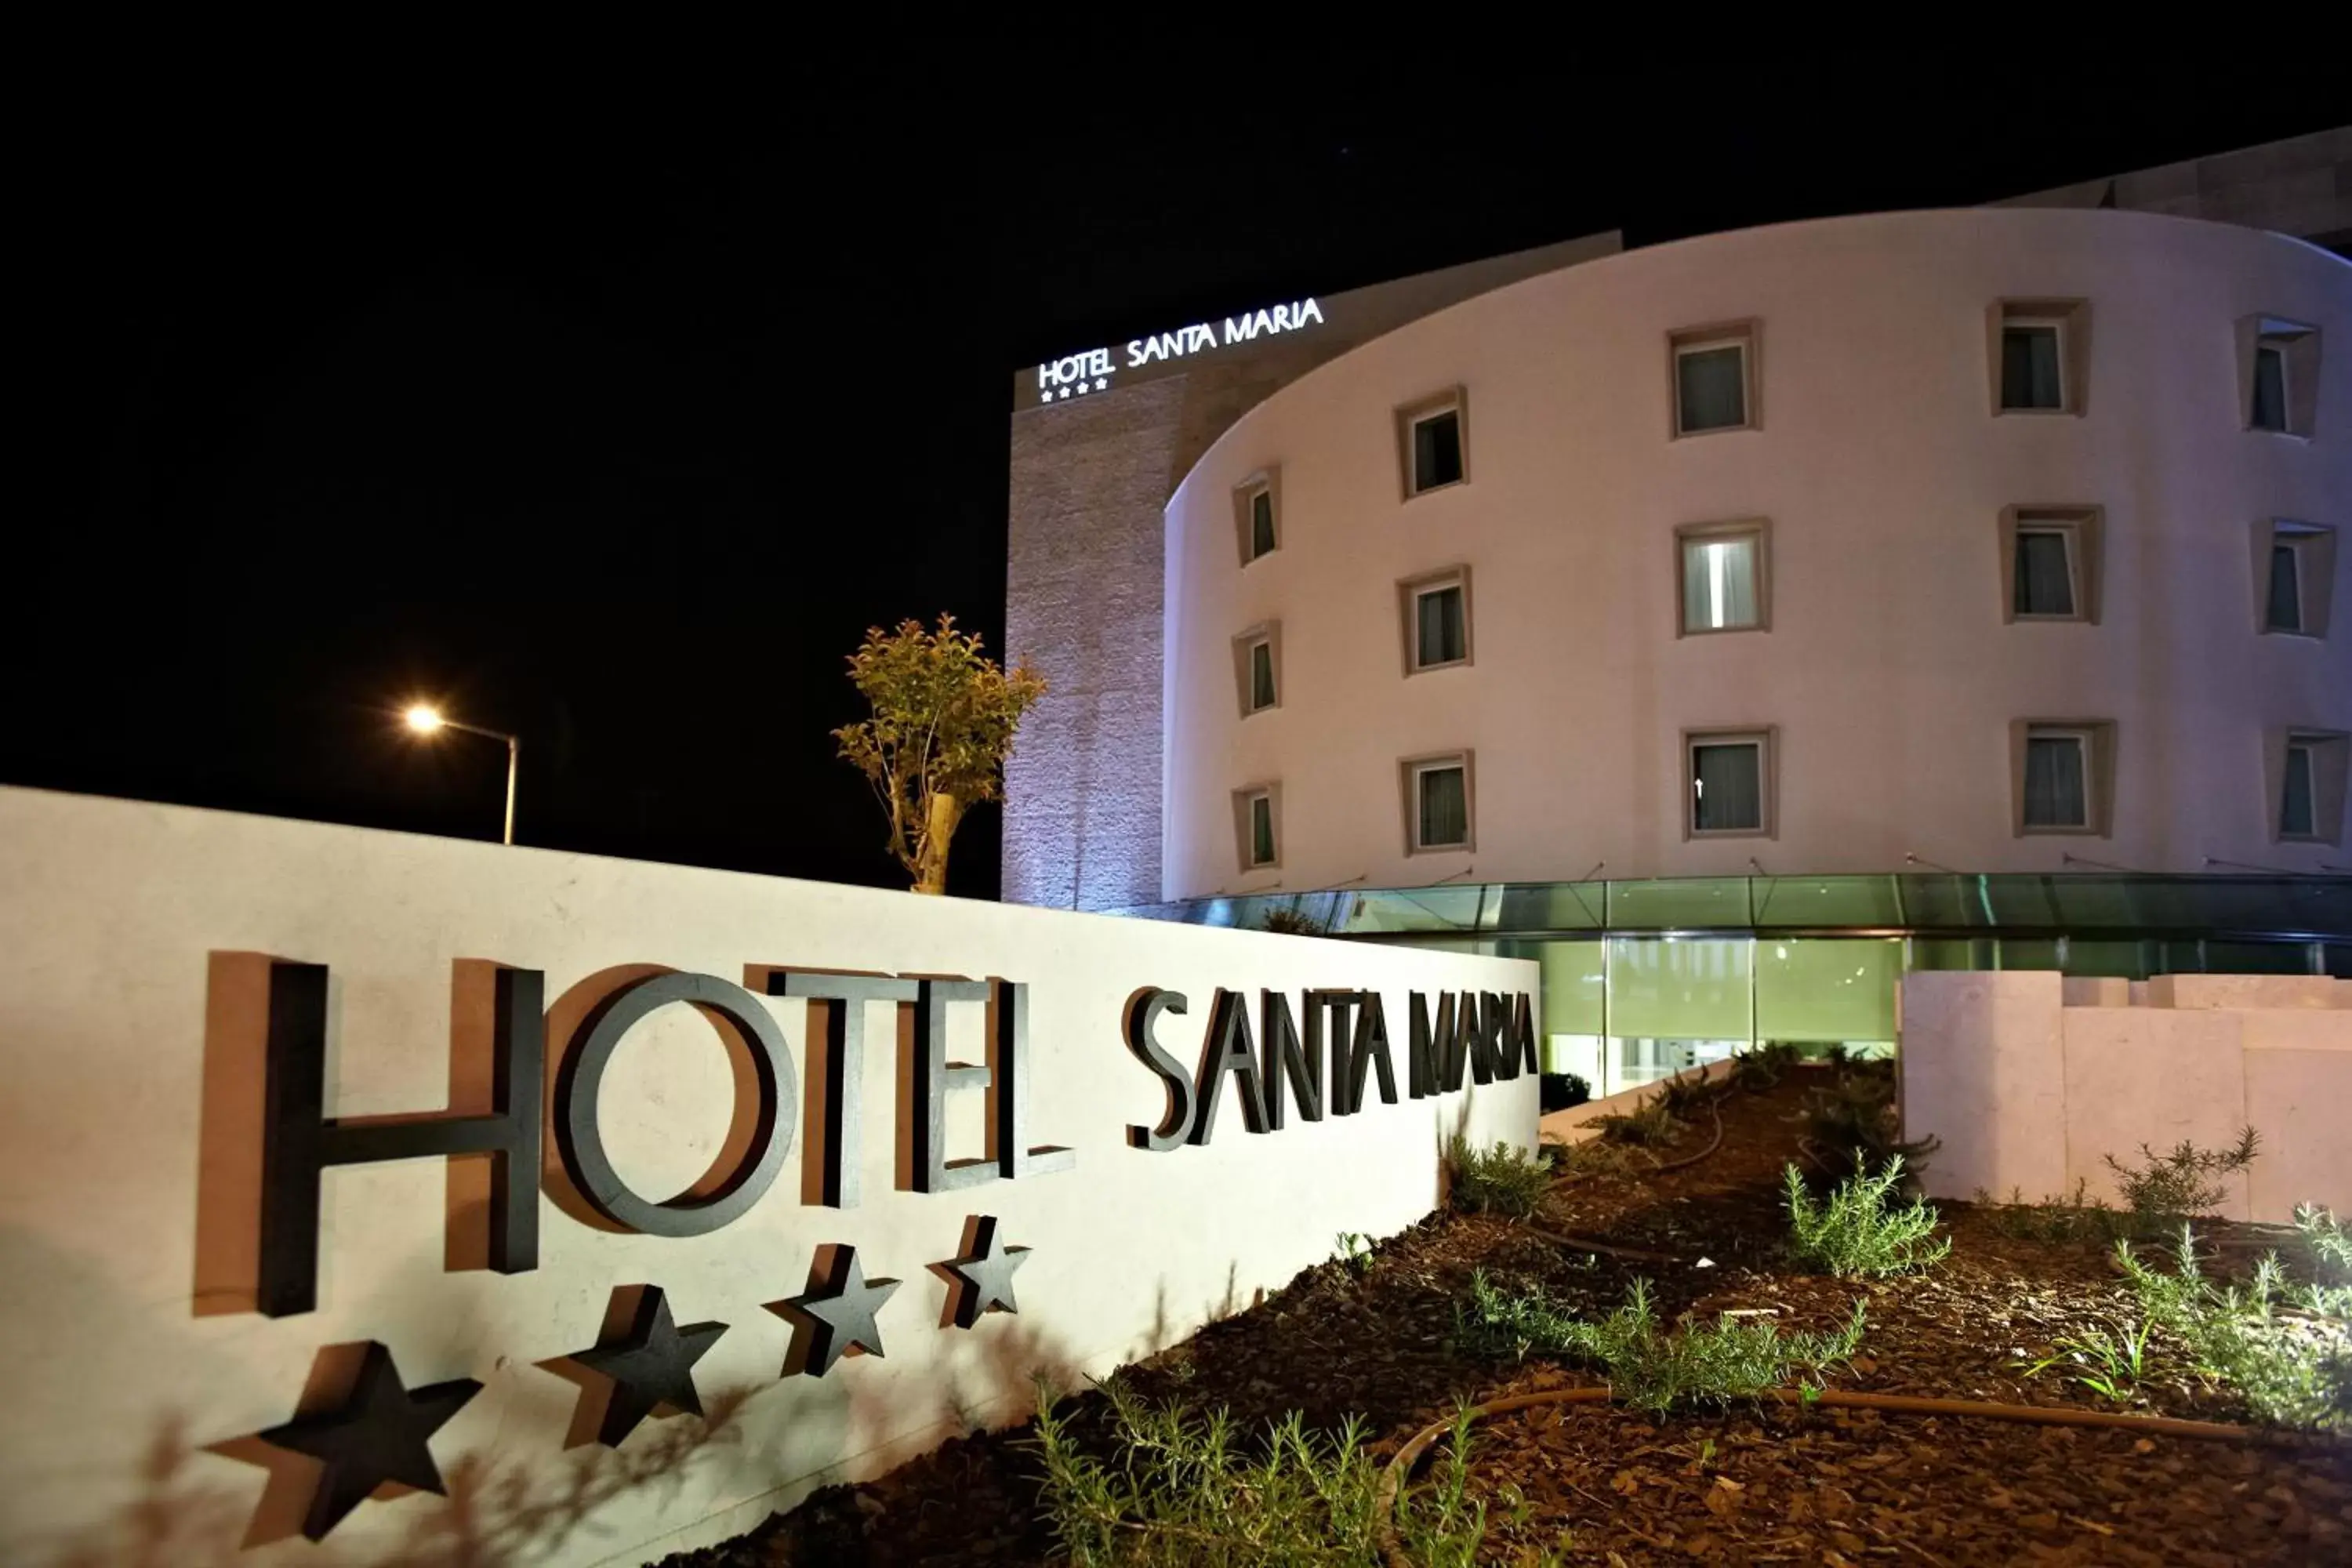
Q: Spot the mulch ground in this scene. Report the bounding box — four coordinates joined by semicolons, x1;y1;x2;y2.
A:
673;1066;2350;1565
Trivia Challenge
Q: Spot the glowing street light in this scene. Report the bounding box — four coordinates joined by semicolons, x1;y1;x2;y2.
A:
399;702;520;845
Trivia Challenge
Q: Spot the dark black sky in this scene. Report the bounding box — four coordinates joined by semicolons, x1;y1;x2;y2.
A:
16;60;2346;895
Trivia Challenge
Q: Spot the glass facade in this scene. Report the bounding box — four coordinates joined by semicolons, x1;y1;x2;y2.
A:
1115;872;2352;1095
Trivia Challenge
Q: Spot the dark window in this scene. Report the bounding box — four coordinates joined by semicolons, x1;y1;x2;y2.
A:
2282;743;2317;839
1249;794;1276;864
1416;584;1466;667
2013;529;2076;617
1413;411;1463;492
1249;489;1276;558
2267;543;2303;633
2252;344;2289;433
2023;735;2089;829
1691;742;1762;833
1417;765;1468;848
2001;325;2064;410
1676;345;1748;433
1249;641;1276;710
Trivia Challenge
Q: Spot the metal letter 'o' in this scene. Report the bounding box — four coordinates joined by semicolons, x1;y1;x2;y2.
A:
556;972;796;1236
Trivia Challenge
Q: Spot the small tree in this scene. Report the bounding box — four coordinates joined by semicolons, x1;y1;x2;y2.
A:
833;615;1045;895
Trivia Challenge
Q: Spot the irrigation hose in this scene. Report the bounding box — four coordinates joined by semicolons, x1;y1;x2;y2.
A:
1372;1385;2310;1566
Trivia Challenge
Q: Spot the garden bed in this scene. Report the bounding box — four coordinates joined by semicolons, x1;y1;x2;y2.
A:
679;1067;2349;1566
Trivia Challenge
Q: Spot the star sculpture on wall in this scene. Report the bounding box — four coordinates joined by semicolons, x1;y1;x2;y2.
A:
768;1243;902;1377
567;1286;728;1447
938;1214;1033;1329
254;1341;481;1541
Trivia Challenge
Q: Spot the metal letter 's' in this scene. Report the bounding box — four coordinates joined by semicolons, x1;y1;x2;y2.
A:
258;962;543;1318
1124;989;1196;1151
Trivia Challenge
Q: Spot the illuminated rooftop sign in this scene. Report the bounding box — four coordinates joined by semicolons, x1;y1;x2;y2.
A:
1035;297;1327;404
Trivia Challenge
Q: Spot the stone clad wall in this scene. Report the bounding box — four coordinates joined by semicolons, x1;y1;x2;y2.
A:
1900;970;2352;1221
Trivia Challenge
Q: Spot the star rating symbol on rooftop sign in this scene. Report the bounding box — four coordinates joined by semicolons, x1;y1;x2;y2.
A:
1039;378;1111;405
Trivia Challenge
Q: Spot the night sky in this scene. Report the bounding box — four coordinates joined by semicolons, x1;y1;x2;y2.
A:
19;64;2345;896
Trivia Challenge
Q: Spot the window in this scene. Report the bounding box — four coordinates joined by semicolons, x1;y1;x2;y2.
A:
1401;752;1474;854
1232;784;1281;871
1669;322;1758;437
1396;388;1469;498
1231;623;1281;717
2241;316;2319;437
1684;729;1773;837
1675;520;1769;634
2013;720;2115;836
2252;520;2336;638
1999;506;2102;623
1233;469;1282;564
2278;731;2349;845
1989;299;2090;416
1398;565;1472;673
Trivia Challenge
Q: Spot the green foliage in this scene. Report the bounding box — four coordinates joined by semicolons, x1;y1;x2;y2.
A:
2294;1204;2352;1315
1460;1274;1867;1414
1732;1042;1802;1091
1031;1381;1501;1566
1332;1232;1374;1277
833;615;1047;892
2115;1225;2352;1431
1973;1179;2119;1243
1657;1070;1720;1120
1804;1058;1940;1181
1446;1134;1552;1218
2103;1127;2261;1235
1591;1090;1678;1147
1784;1159;1951;1279
2018;1315;2156;1402
1257;908;1331;937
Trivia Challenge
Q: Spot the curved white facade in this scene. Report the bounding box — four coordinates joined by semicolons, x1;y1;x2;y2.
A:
1164;209;2352;902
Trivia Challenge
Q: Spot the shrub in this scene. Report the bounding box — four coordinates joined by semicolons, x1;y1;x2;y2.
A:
2295;1204;2352;1316
2116;1224;2352;1431
1332;1232;1373;1277
2103;1127;2260;1235
1591;1090;1678;1147
1460;1274;1867;1414
1257;907;1330;937
1033;1380;1501;1565
1657;1070;1720;1120
1538;1072;1591;1113
2017;1314;2156;1402
1784;1159;1951;1279
1446;1134;1552;1218
1973;1179;2118;1243
1733;1041;1802;1091
1804;1060;1939;1181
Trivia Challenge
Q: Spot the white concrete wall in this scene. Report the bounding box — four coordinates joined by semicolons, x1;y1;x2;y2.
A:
1900;970;2352;1221
1164;209;2352;899
0;786;1535;1567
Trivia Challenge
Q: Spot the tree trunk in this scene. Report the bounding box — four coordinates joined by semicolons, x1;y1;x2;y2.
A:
913;791;964;895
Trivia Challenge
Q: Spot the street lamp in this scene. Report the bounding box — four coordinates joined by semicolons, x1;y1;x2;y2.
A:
401;703;520;845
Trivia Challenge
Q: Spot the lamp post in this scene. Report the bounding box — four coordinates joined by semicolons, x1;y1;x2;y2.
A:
403;704;520;845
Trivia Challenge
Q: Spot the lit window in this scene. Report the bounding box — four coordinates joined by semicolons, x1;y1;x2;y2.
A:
1233;785;1281;871
1402;753;1474;853
2243;316;2319;437
1991;300;2089;416
2016;720;2114;836
1399;565;1472;673
1676;521;1768;633
2280;731;2348;845
1233;470;1282;564
1396;389;1469;497
1686;730;1772;837
2002;506;2101;623
1232;624;1281;717
2257;521;2335;638
1670;323;1757;437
